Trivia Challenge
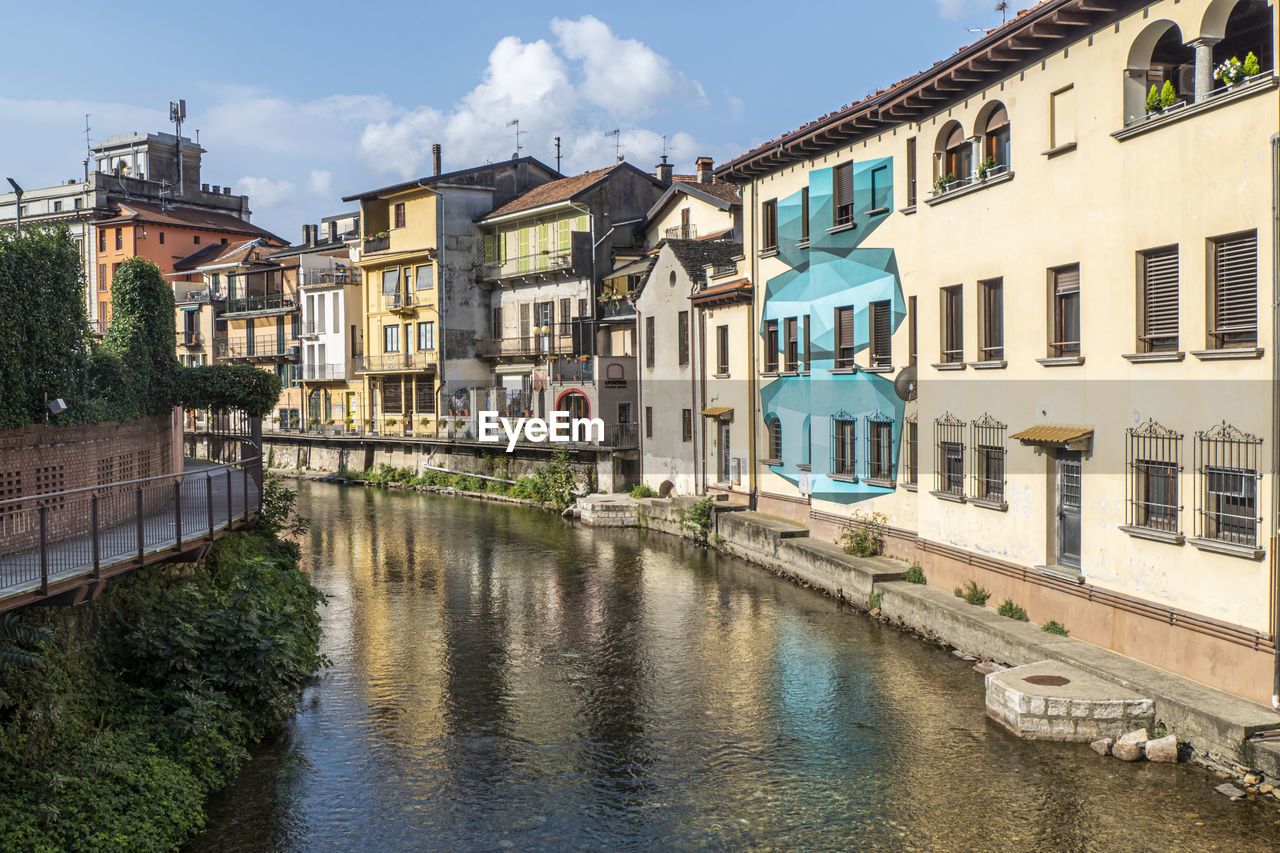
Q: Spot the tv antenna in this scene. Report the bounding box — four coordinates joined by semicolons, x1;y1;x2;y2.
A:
506;119;523;157
661;134;673;161
606;128;622;162
554;136;562;173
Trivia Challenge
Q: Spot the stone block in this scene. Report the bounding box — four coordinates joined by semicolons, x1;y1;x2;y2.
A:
1027;697;1046;715
1071;701;1092;718
1093;701;1123;720
1046;698;1070;717
1146;735;1179;763
1113;740;1145;761
1050;718;1078;737
1091;737;1115;756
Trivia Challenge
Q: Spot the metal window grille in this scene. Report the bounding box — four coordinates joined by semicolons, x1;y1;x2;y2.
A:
764;320;779;371
902;413;918;485
1050;264;1081;356
1194;421;1261;547
415;378;435;415
970;414;1007;501
682;409;692;443
1210;232;1257;348
784;317;799;371
979;278;1003;361
940;286;963;363
832;414;856;477
869;301;892;366
1139;247;1179;353
767;417;783;461
382;377;403;415
833;163;854;226
646;316;655;368
835;306;855;368
1125;418;1181;532
678;311;690;366
934;412;965;495
717;326;729;374
865;413;894;481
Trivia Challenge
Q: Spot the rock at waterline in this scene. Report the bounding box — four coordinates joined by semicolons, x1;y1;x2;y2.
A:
1113;728;1149;761
1215;783;1246;801
1090;737;1114;756
1145;734;1178;763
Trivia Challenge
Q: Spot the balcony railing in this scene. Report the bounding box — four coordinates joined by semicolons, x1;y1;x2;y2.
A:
476;330;587;359
177;330;202;347
356;351;436;373
219;334;295;360
480;251;576;282
299;268;359;287
664;224;697;240
175;289;225;305
550;358;594;383
598;299;635;321
362;234;390;253
380;289;424;311
222;294;297;315
301;364;346;381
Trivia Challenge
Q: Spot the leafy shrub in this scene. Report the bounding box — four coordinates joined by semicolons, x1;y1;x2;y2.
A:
680;496;717;546
996;599;1028;621
178;365;283;419
839;510;888;557
98;257;179;421
1042;620;1070;636
1159;80;1177;108
954;580;990;606
904;564;926;585
1244;51;1261;78
510;449;579;511
868;591;883;611
257;473;311;546
1145;83;1161;114
631;483;659;499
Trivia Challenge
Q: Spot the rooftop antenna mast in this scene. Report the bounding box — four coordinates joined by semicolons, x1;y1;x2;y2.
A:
995;1;1008;23
83;114;92;182
506;119;523;158
554;136;562;173
169;99;186;198
661;134;674;163
606;128;622;163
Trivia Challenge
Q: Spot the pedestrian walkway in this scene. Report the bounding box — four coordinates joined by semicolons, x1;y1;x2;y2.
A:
0;457;259;610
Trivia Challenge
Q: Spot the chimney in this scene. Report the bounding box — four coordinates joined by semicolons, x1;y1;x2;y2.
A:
655;156;673;186
432;144;442;176
696;156;714;184
201;183;210;192
303;224;316;246
211;185;220;195
222;186;231;195
326;220;338;242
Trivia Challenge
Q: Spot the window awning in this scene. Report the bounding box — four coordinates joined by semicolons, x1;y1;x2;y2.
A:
1011;425;1093;449
700;406;733;419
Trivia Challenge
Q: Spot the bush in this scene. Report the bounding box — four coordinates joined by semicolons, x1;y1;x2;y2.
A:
1244;51;1261;78
98;258;179;421
839;510;888;557
680;496;717;546
954;580;990;606
996;599;1028;621
904;564;926;584
1041;620;1070;636
1159;80;1177;109
510;449;579;511
868;591;883;611
631;483;659;499
1145;83;1161;114
178;365;283;419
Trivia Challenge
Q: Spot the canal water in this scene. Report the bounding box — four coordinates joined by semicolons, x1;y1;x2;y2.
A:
190;482;1280;852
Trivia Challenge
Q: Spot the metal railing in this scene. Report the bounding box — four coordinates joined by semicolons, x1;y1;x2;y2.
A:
219;335;294;359
356;351;436;372
481;251;575;281
362;234;390;253
0;457;261;608
176;289;224;304
476;330;588;359
177;330;202;347
665;224;697;240
598;300;635;320
223;294;296;315
301;363;346;381
299;268;359;287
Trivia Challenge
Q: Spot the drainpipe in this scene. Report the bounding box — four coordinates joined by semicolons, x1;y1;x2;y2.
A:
1271;132;1279;710
748;177;759;509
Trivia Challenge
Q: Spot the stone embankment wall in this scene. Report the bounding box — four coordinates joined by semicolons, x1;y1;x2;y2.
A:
1;411;181;554
577;494;1280;793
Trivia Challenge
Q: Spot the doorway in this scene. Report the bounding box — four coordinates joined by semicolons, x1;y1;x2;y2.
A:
1056;451;1082;569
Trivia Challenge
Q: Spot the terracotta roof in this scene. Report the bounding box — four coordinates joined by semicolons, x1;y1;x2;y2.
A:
98;200;285;243
718;0;1101;179
483;166;618;218
1011;425;1093;446
691;276;752;305
172;238;273;272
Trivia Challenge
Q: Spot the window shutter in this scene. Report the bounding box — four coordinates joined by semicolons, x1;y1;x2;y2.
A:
519;302;530;340
484;234;495;265
1142;248;1178;347
838;306;854;363
646;316;655;367
835;163;854;211
678;311;689;365
872;301;891;363
1214;233;1257;340
558;218;570;253
1054;266;1080;295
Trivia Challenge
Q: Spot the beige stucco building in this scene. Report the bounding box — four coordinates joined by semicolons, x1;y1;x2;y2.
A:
717;0;1280;703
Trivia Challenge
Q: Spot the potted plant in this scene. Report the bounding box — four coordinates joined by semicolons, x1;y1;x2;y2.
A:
1159;80;1177;110
420;417;431;428
345;417;354;432
386;418;398;428
1145;83;1161;115
977;156;997;179
1243;51;1261;79
934;173;955;193
1215;56;1246;87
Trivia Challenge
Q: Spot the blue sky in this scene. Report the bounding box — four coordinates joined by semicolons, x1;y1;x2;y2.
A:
0;0;1028;239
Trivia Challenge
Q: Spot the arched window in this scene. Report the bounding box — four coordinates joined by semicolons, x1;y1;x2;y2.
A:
1124;21;1193;123
766;416;783;462
934;121;970;188
1205;0;1274;91
975;102;1011;173
556;390;590;421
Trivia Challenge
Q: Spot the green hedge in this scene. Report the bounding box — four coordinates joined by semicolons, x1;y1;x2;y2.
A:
178;365;283;420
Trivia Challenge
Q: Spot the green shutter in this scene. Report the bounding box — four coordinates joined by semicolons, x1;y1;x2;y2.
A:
558;218;570;255
484;234;495;265
518;228;529;273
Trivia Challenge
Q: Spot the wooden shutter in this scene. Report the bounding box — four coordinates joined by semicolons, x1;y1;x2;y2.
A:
559;297;570;334
837;307;854;366
834;163;854;224
906;137;917;207
678;311;689;365
802;315;810;371
717;326;728;373
764;320;779;370
484;234;495;265
1213;233;1257;345
646;316;655;367
785;317;797;369
871;301;891;365
519;302;530;341
1054;266;1080;296
1141;248;1179;350
558;218;570;254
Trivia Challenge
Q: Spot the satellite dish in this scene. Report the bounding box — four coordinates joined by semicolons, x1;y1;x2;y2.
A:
893;364;917;402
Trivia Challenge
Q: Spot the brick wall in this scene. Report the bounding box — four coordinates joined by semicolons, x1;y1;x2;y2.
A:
0;410;182;556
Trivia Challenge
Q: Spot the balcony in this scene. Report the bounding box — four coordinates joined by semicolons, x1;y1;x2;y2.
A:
301;363;346;381
476;323;594;360
479;250;577;283
597;299;636;322
176;288;225;305
362;234;390;253
356;351;436;373
222;294;297;316
177;330;203;348
664;224;697;240
218;334;298;361
550;357;594;383
380;289;426;313
299;268;359;288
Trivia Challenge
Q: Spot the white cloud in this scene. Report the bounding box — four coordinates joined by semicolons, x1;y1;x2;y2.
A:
307;169;333;196
233;176;296;208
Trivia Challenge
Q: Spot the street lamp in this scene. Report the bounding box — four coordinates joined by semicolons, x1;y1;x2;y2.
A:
6;178;23;235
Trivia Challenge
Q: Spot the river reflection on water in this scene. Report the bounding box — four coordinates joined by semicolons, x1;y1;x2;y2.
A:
189;482;1280;851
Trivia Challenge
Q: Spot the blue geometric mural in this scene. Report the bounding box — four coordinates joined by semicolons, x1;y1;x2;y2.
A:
759;157;905;504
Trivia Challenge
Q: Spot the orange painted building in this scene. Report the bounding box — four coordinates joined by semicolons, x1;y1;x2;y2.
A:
91;200;283;332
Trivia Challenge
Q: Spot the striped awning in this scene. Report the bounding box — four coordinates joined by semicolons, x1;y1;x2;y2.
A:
1011;425;1093;448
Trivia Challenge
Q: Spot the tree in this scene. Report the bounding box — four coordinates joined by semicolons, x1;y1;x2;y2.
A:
98;257;180;421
